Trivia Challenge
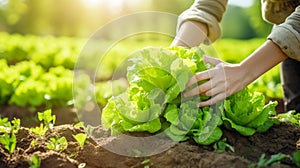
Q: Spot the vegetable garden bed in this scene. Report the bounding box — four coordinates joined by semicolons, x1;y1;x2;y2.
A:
0;118;298;168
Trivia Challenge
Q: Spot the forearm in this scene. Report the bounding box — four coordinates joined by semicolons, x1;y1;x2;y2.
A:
239;40;288;86
171;20;208;47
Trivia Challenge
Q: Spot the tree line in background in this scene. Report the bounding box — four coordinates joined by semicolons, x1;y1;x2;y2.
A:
221;0;273;39
0;0;272;39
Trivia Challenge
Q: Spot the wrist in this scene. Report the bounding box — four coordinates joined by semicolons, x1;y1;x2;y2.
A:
237;63;256;87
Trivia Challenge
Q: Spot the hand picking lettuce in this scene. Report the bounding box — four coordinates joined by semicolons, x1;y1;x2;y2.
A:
101;46;278;145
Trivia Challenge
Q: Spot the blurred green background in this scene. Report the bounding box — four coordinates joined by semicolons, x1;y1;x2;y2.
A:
0;0;272;39
0;0;283;115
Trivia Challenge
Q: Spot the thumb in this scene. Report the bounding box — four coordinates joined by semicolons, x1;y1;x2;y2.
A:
203;56;224;66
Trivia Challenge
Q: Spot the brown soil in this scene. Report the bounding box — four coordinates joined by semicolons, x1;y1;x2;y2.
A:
271;98;285;114
0;104;299;168
0;121;297;168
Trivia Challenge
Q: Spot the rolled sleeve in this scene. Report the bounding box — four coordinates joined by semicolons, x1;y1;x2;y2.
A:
268;6;300;61
177;0;228;44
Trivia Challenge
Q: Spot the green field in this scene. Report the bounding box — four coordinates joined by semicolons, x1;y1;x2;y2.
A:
0;33;282;111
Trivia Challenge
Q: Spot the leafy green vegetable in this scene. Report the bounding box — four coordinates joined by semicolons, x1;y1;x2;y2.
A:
13;61;44;80
0;117;13;134
0;133;16;154
0;59;75;108
9;79;46;107
213;138;235;153
47;136;68;152
0;116;20;154
41;66;74;107
222;88;279;136
249;153;290;168
164;100;222;145
37;109;56;129
102;89;163;134
277;110;300;127
28;154;41;168
101;46;278;146
102;46;222;144
0;66;21;105
11;118;20;134
30;124;48;137
30;109;56;136
72;133;87;148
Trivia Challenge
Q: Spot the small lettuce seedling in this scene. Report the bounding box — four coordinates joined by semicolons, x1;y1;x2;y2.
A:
213;138;234;153
30;124;47;137
277;110;300;127
37;109;56;129
28;154;41;168
0;117;20;134
0;116;20;154
11;118;20;134
72;133;87;148
0;133;16;154
47;136;68;152
249;153;290;168
0;117;11;133
30;109;56;136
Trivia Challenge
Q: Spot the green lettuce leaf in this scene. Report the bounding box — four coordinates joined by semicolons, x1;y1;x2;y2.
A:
194;127;222;145
101;88;163;134
164;100;222;144
222;88;279;136
223;89;265;125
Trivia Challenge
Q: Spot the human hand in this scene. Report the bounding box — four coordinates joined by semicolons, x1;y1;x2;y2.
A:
184;56;247;107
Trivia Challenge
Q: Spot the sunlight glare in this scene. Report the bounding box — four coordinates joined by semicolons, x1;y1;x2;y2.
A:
108;0;125;13
83;0;101;8
82;0;125;12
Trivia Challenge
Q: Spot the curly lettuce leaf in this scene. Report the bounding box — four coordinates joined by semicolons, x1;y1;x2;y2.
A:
168;46;208;72
164;100;222;144
194;127;222;145
101;88;163;134
127;47;198;104
192;105;223;145
222;88;279;136
224;89;265;125
222;116;256;136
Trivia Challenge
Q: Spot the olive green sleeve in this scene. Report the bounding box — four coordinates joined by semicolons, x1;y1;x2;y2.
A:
177;0;228;44
268;6;300;61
